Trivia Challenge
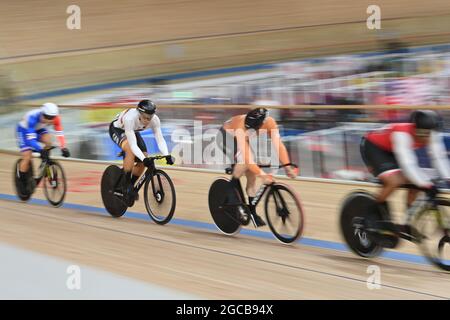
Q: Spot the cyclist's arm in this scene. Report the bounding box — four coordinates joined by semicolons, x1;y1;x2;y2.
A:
392;131;433;188
151;116;169;155
266;118;290;165
123;119;146;162
53;116;66;148
235;130;263;175
429;131;450;179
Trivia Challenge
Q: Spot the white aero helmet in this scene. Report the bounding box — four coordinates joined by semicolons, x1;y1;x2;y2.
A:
41;102;59;118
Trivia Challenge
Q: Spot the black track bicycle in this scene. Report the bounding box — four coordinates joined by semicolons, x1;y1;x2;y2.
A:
208;163;304;244
101;155;176;225
14;146;67;207
340;180;450;271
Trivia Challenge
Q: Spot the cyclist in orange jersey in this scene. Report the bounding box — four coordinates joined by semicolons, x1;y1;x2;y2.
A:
216;108;298;227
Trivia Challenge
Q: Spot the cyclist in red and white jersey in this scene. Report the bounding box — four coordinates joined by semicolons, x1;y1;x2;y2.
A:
361;110;450;217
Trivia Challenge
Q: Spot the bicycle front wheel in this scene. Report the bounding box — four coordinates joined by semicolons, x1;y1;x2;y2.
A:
264;183;304;244
43;161;67;207
144;169;176;225
414;198;450;271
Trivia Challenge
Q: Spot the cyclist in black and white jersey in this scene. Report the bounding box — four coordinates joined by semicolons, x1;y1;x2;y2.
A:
109;99;173;198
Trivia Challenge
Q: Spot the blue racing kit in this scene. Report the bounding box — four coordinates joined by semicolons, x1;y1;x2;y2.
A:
16;109;50;152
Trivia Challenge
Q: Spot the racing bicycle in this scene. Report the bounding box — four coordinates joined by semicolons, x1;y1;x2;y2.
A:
340;180;450;271
14;146;67;207
208;163;304;244
101;155;176;225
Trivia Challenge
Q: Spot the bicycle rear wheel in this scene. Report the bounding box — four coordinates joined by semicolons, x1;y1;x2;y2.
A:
43;161;67;207
13;159;33;202
101;165;127;217
208;178;241;235
144;169;176;225
414;198;450;271
340;191;384;258
264;183;304;244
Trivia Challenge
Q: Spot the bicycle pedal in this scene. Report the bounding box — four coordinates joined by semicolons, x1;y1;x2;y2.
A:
237;207;250;225
379;237;399;249
370;232;399;248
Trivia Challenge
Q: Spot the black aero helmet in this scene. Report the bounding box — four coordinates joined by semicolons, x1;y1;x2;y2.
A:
245;108;268;130
137;99;157;115
410;110;441;130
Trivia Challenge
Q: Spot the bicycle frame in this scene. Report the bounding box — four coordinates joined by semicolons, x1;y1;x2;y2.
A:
366;186;446;243
405;192;441;223
412;196;447;229
28;158;53;189
134;164;155;193
232;178;289;213
133;163;166;201
29;147;58;186
226;162;297;210
126;156;168;199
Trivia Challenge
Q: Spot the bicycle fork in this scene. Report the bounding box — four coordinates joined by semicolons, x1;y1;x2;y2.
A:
131;168;165;202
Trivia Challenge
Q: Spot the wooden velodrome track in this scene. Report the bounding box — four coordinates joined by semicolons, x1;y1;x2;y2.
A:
0;152;449;299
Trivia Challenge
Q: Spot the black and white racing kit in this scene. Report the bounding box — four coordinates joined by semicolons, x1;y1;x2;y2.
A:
112;108;169;161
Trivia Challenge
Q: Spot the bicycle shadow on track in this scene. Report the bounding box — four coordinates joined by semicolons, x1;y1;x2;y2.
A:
321;253;449;276
185;226;305;250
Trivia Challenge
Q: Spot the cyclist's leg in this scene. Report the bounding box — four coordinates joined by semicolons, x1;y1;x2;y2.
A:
132;161;145;184
406;189;420;208
361;137;401;213
227;147;246;204
217;128;249;208
245;170;257;198
108;123;133;197
119;140;135;189
19;150;32;172
219;127;245;186
16;125;33;173
378;170;407;203
131;132;147;185
244;170;266;225
245;169;261;210
16;126;34;193
118;140;134;170
18;150;33;194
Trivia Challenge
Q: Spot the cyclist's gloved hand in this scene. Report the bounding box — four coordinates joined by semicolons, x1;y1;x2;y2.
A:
425;184;439;199
285;166;298;179
40;149;50;161
61;148;70;158
165;155;175;165
143;157;153;167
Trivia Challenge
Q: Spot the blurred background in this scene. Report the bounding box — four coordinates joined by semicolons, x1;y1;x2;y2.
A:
2;0;450;300
1;0;449;180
